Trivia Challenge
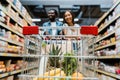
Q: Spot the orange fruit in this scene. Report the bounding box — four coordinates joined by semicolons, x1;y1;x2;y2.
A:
71;72;83;80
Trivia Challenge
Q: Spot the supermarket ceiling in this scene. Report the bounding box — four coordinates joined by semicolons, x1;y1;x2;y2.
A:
20;0;113;25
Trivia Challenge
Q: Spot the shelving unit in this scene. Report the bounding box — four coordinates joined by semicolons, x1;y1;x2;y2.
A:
96;55;120;59
96;30;115;43
95;42;116;51
87;0;120;79
94;0;120;26
0;22;24;38
0;0;38;80
98;14;120;33
5;0;32;26
0;66;37;79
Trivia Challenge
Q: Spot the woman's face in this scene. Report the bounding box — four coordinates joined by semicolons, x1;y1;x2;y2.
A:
64;11;73;24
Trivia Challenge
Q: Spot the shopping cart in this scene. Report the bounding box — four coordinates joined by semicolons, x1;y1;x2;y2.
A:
19;26;99;80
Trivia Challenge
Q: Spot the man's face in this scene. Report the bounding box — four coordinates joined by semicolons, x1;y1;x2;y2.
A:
48;10;56;21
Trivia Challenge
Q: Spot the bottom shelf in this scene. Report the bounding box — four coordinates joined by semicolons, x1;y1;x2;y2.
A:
86;66;120;79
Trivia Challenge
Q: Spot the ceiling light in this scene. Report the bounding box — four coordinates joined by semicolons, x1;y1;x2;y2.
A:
32;19;41;22
59;18;63;21
59;18;79;21
74;18;79;21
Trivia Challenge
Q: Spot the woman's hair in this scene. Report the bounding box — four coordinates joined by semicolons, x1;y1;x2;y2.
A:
63;10;75;24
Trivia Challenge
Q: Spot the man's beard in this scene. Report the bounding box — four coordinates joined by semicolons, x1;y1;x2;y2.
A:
49;18;55;22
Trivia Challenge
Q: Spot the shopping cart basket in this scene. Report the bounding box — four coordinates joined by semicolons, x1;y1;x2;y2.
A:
19;26;98;80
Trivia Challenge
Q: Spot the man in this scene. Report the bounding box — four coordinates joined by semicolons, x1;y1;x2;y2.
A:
43;9;63;36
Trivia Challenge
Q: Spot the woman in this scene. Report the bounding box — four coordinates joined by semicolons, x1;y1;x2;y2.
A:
62;10;80;52
63;10;80;37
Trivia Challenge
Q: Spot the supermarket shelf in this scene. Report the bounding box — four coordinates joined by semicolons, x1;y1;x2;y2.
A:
98;14;120;33
0;66;37;78
0;73;9;79
0;22;24;38
0;53;41;58
11;66;37;75
96;31;115;43
94;0;120;26
86;66;120;79
96;55;120;59
0;36;24;47
0;53;22;57
1;6;23;27
6;0;32;25
95;42;116;51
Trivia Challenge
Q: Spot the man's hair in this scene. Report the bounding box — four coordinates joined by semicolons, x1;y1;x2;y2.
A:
48;9;58;16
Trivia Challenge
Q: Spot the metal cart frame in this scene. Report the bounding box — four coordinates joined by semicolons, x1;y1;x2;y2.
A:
19;26;98;80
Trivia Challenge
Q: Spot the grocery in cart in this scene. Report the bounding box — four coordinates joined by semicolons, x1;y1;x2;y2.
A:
19;26;98;80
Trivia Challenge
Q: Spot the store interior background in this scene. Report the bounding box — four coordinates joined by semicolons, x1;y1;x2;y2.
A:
20;0;115;26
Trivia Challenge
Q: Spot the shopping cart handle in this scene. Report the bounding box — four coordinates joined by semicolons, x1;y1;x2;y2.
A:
80;26;98;36
23;26;39;35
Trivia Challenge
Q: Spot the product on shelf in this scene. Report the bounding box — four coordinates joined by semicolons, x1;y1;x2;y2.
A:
21;6;27;16
0;10;6;17
114;4;120;16
17;60;28;68
95;60;120;75
0;61;6;73
5;16;10;26
115;18;120;27
7;45;21;53
3;75;14;80
17;17;23;25
0;0;33;79
22;19;28;26
0;41;8;52
0;10;6;22
9;8;17;20
110;37;116;43
116;27;120;36
95;49;116;56
107;26;114;33
8;22;15;29
13;0;22;11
